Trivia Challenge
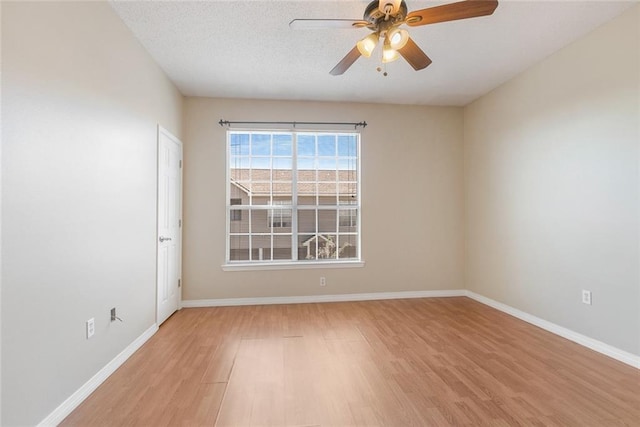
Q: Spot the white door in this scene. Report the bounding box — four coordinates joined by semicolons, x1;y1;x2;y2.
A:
157;126;182;325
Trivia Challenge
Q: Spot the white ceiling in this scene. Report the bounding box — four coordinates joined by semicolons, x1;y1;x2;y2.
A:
110;0;635;106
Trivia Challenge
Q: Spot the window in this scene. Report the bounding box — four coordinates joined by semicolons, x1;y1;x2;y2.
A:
227;130;360;264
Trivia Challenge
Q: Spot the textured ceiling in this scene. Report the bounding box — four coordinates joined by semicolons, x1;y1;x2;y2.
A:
110;1;635;106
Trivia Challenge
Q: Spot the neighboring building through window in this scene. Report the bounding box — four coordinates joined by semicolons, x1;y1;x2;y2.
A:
339;200;357;227
230;198;242;221
268;200;292;228
227;131;360;264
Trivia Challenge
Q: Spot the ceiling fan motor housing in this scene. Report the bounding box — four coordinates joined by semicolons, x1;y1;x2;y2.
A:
364;0;408;28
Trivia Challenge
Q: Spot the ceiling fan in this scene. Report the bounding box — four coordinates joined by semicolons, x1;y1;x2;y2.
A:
290;0;499;75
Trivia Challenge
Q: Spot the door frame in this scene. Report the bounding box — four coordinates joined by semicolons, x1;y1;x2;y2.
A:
156;125;183;324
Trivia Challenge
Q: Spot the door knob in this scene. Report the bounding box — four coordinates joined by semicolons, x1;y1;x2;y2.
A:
159;236;172;243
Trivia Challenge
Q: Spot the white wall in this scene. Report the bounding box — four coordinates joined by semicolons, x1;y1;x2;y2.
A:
464;6;639;355
183;98;464;300
1;2;183;425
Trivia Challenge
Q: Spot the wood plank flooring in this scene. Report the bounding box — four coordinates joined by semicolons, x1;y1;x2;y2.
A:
61;297;640;426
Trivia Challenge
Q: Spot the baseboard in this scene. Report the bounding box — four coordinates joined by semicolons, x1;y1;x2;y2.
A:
465;290;640;369
181;289;466;308
37;324;159;427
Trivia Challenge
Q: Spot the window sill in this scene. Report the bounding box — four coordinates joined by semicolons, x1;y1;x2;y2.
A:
221;260;365;272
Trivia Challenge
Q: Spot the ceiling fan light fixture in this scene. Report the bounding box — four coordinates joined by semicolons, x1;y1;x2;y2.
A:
382;43;400;63
388;28;409;49
356;33;379;57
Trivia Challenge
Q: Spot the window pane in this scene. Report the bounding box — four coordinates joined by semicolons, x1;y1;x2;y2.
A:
317;234;337;260
230;182;247;201
229;235;249;261
251;210;269;232
230;211;249;233
318;135;336;156
337;234;358;259
273;235;292;260
230;133;250;155
273;134;292;156
231;182;250;204
251;235;271;261
298;134;316;156
230;198;244;227
338;135;357;157
318;210;337;233
268;207;292;230
298;210;316;234
298;234;316;260
297;181;316;204
251;134;271;155
339;208;357;231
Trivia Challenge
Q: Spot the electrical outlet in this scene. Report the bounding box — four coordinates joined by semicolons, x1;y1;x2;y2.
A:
86;318;95;339
320;276;326;287
582;290;592;305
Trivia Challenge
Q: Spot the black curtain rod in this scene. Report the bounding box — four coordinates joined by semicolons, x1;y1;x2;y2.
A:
218;120;367;129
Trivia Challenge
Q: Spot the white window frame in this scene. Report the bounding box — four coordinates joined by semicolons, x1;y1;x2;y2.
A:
224;129;363;270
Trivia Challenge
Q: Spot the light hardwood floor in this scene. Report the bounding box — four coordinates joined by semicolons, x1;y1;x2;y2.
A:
61;297;640;426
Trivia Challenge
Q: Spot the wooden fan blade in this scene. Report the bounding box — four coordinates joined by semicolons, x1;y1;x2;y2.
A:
406;0;498;27
289;19;369;30
330;46;362;76
398;37;432;71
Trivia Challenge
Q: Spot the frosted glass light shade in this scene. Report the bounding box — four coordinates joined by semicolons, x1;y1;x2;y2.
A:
388;28;409;50
356;33;379;58
382;44;399;63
